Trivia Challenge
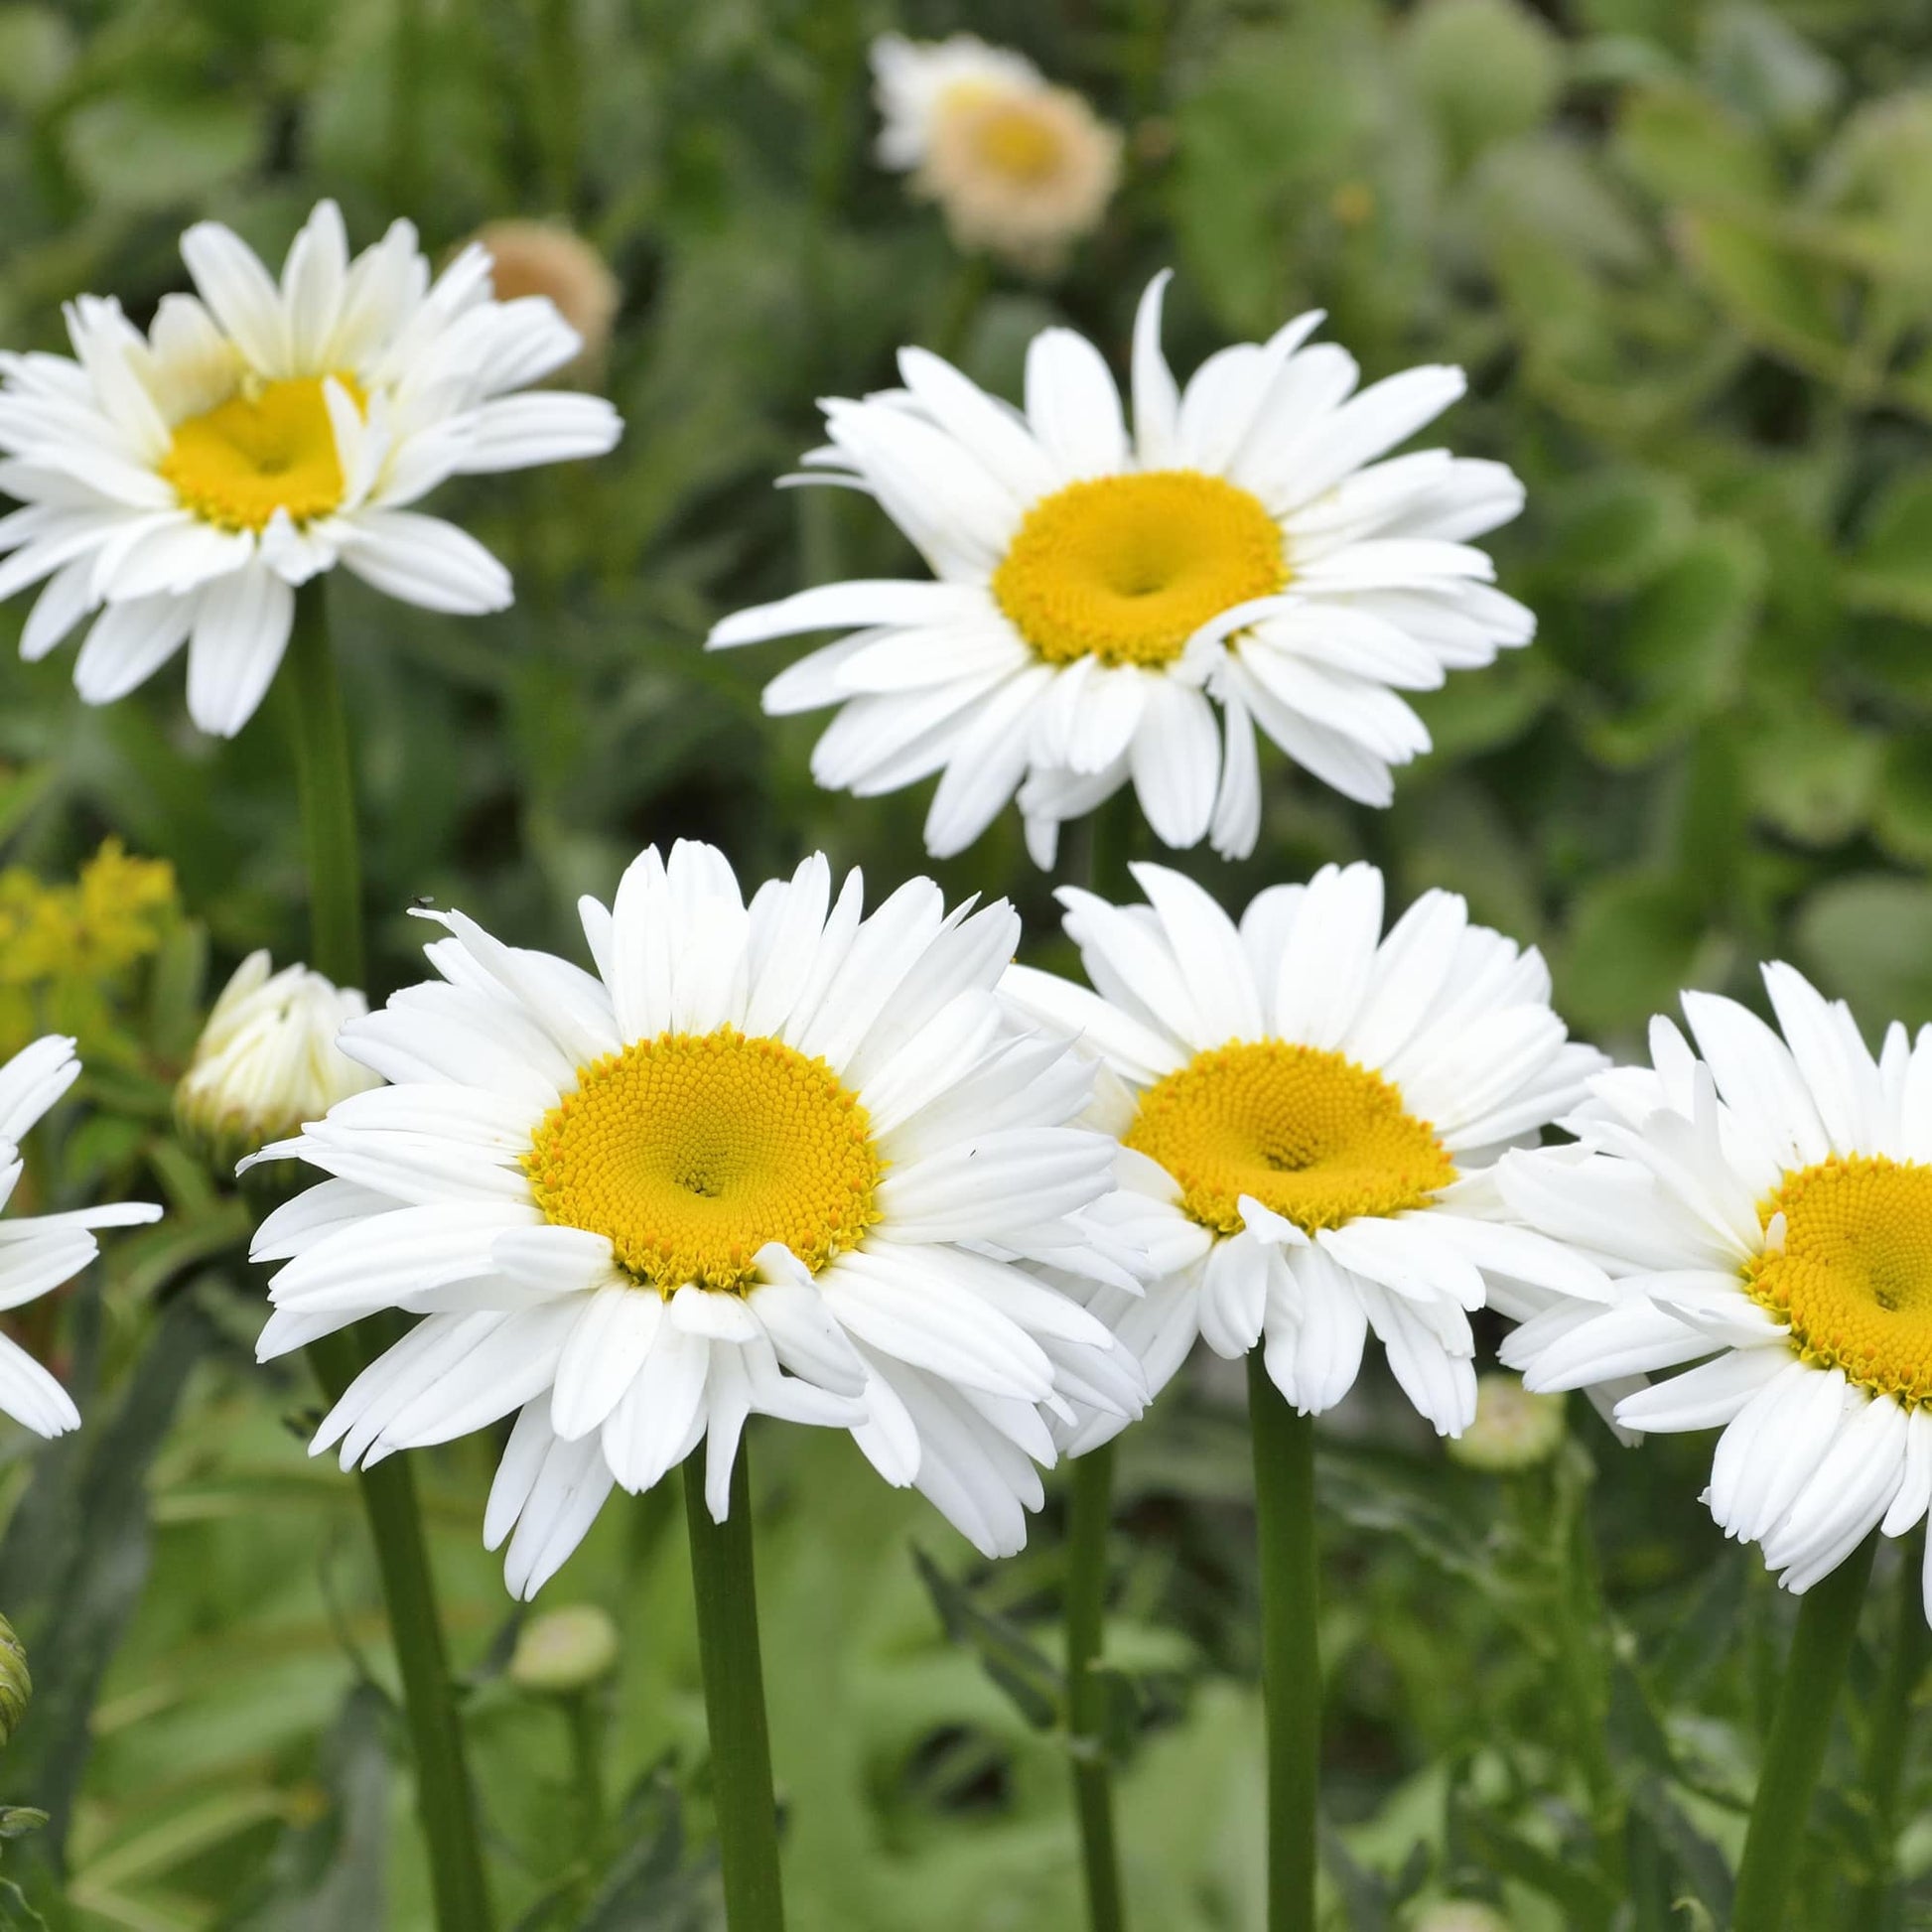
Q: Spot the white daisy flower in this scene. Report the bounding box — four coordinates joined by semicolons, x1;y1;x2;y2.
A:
0;199;623;738
0;1036;162;1437
870;33;1122;272
1498;963;1932;1612
1004;861;1604;1439
249;840;1149;1597
175;950;381;1171
709;274;1531;866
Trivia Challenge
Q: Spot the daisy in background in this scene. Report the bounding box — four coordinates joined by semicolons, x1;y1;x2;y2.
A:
871;33;1122;273
0;1035;161;1437
710;273;1530;866
1499;962;1932;1611
248;839;1150;1597
0;199;622;738
1005;861;1605;1437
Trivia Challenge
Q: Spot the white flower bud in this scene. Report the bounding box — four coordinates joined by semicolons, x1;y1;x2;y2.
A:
175;951;380;1172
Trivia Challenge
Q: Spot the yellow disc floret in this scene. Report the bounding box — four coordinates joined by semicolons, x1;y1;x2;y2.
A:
1126;1039;1456;1237
524;1027;882;1296
969;100;1067;184
1745;1156;1932;1406
991;470;1289;668
158;375;355;532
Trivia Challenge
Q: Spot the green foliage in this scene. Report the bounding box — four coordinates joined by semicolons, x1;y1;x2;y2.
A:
1;0;1932;1926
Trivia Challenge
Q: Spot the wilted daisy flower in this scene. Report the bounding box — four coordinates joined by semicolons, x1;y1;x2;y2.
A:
0;200;622;737
0;1035;161;1437
249;841;1148;1596
710;274;1529;865
1005;862;1603;1436
1500;963;1932;1610
175;951;381;1173
871;34;1122;272
472;220;621;384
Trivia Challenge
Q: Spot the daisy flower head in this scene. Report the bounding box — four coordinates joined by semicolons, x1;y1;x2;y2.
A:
870;33;1122;273
1004;862;1605;1436
709;275;1532;866
0;200;623;738
248;841;1150;1597
0;1036;162;1437
1498;963;1932;1613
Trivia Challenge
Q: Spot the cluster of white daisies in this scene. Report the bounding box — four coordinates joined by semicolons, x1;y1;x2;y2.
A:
4;140;1930;1638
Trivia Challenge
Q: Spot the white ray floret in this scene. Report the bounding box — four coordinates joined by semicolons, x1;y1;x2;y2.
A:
711;274;1531;864
0;1036;162;1437
1004;861;1602;1442
249;840;1149;1596
0;200;622;737
1499;962;1932;1615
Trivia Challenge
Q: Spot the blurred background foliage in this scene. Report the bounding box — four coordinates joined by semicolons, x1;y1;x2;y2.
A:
4;0;1932;1926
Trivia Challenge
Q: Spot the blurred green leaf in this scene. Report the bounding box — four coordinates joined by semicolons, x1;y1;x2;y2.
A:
1794;876;1932;1026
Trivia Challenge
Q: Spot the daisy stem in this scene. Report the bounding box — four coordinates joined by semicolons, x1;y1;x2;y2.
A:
1732;1532;1876;1932
285;586;494;1932
1248;1354;1318;1932
1845;1535;1930;1928
685;1445;786;1930
1065;1441;1127;1932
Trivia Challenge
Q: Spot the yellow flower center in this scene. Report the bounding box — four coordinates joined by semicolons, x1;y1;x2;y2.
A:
1745;1156;1932;1406
158;375;355;533
968;100;1066;184
523;1027;882;1296
1125;1040;1456;1237
991;471;1288;668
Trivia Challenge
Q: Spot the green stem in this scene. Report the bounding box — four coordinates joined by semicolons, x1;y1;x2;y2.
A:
1065;1444;1127;1932
1248;1355;1318;1932
567;1691;608;1865
1845;1537;1930;1930
285;587;492;1932
390;0;427;216
1733;1535;1877;1932
685;1447;786;1930
535;0;581;214
284;590;364;989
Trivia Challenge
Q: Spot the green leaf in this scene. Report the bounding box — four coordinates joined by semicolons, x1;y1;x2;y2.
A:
1794;876;1932;1027
215;1686;389;1932
911;1549;1063;1733
1404;0;1564;169
1615;85;1783;210
1558;874;1713;1035
0;1816;44;1845
0;1877;47;1932
61;91;262;214
1673;211;1847;380
1846;473;1932;623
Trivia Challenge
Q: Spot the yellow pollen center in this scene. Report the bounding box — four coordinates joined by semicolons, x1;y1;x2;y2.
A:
991;470;1289;668
158;375;356;533
1125;1040;1456;1237
1744;1156;1932;1406
969;101;1066;183
523;1027;882;1296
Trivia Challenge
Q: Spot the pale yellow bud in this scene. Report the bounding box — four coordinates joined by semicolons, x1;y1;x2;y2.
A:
1413;1905;1513;1932
507;1604;621;1695
1448;1373;1568;1473
174;951;380;1173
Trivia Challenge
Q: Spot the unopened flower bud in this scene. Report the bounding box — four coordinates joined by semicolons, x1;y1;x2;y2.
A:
175;952;380;1173
474;221;621;384
1448;1374;1568;1473
508;1605;621;1696
0;1615;29;1747
1413;1905;1513;1932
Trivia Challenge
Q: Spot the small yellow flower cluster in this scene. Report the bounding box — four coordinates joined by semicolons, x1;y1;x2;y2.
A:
0;840;178;1063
